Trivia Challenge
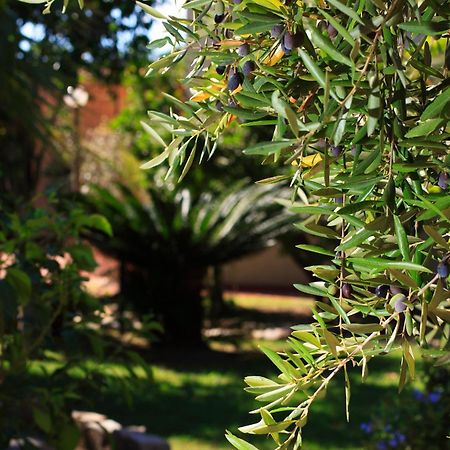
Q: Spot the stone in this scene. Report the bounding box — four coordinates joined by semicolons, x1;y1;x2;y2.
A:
72;411;108;424
83;422;106;450
8;438;51;450
72;410;121;450
114;430;170;450
100;419;122;434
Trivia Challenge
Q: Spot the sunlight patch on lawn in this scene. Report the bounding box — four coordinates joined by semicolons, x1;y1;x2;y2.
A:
228;292;315;314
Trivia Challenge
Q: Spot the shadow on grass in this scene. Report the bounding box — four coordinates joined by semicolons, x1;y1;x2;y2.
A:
29;346;404;450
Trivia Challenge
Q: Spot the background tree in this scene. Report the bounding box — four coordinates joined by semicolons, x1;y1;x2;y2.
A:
83;181;295;346
0;0;151;201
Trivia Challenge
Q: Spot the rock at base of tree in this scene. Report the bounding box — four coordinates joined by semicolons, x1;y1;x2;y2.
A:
73;410;122;450
71;410;169;450
6;412;169;450
7;438;51;450
114;430;170;450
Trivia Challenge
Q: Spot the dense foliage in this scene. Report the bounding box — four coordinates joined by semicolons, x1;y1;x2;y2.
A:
361;363;449;449
2;0;151;200
0;197;109;446
133;0;450;447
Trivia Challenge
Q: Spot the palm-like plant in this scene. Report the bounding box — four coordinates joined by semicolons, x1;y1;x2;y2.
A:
83;181;294;346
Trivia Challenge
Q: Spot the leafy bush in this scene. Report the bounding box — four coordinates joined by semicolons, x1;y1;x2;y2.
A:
0;195;151;447
361;364;449;450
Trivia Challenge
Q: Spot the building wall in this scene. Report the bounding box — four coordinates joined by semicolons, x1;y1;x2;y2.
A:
78;81;127;135
222;244;309;294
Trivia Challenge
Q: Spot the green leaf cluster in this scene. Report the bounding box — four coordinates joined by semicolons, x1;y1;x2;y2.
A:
138;0;449;447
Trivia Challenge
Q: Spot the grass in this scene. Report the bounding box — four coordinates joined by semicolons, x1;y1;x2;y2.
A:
29;293;421;450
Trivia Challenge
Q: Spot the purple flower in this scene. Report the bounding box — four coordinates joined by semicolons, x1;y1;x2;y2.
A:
394;431;406;443
428;391;442;404
360;422;373;434
376;442;388;450
412;388;425;401
388;438;398;447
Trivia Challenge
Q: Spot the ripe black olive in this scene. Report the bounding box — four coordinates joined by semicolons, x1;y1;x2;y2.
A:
214;14;225;23
228;71;243;91
375;285;389;298
237;43;250;57
242;60;255;77
216;65;226;75
341;283;352;298
271;24;284;38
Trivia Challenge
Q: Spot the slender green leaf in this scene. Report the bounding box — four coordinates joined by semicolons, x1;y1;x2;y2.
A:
136;1;168;19
326;0;364;24
348;257;432;272
393;215;410;261
243;140;297;156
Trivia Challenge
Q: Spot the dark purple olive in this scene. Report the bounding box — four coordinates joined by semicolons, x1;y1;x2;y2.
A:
438;173;448;190
437;261;448;279
215;100;224;111
271;24;284;38
237;43;250;57
281;40;291;55
283;31;304;51
242;60;255;77
394;295;407;312
330;145;342;157
283;32;296;51
335;197;343;204
390;286;402;295
216;65;226;75
342;283;352;298
375;284;389;298
327;23;338;39
227;71;243;91
214;14;225;23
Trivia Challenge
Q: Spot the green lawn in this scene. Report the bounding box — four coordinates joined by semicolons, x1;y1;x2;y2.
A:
29;294;421;450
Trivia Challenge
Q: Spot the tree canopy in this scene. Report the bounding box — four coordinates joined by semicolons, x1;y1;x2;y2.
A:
135;0;450;447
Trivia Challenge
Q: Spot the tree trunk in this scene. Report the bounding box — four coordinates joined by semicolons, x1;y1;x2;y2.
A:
119;262;207;348
157;268;207;348
210;265;225;320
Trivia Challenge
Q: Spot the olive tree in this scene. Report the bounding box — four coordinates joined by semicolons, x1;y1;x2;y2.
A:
22;0;449;448
137;0;450;447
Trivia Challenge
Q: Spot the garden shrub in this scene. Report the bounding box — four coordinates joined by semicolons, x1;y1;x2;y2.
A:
82;181;294;346
0;195;152;447
360;364;449;449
